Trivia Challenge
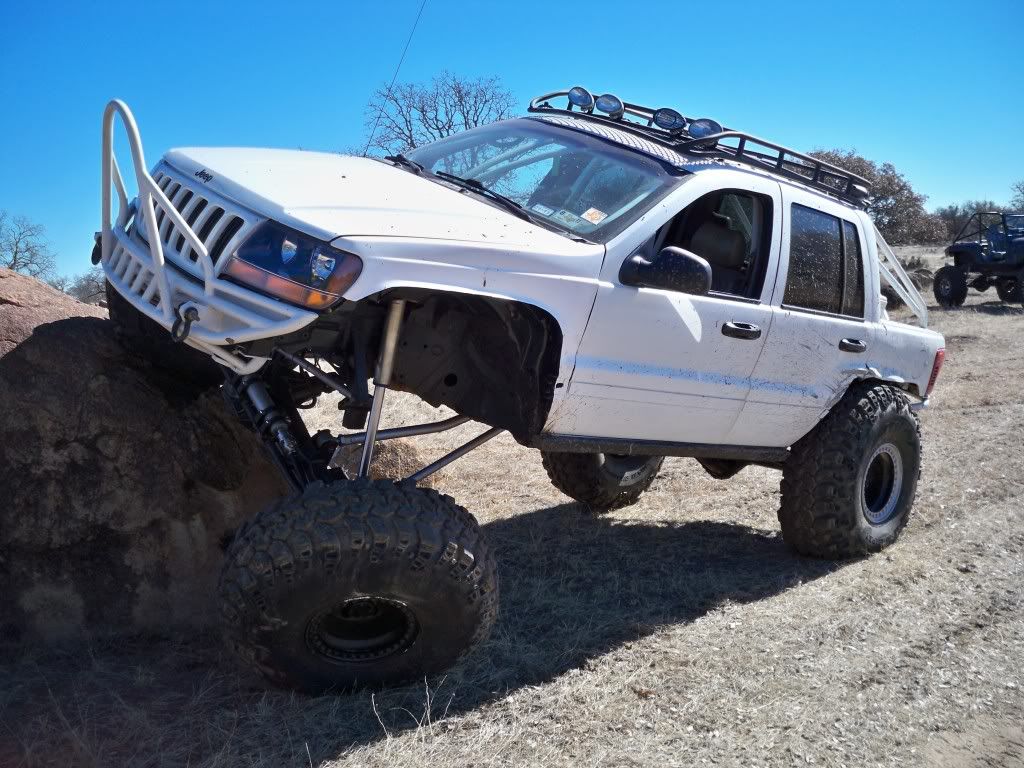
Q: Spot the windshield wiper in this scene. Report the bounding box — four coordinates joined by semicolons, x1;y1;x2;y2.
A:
431;170;535;223
384;154;425;174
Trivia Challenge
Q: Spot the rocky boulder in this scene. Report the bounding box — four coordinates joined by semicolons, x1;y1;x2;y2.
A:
0;269;288;643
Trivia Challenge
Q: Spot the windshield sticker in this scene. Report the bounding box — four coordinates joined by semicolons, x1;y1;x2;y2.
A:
582;207;608;224
531;203;555;216
551;209;584;227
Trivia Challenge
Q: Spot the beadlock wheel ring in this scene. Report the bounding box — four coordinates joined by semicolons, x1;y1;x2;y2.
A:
305;597;419;664
861;442;904;525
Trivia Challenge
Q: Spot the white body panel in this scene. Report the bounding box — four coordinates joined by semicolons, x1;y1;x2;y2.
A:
101;100;943;449
546;169;783;444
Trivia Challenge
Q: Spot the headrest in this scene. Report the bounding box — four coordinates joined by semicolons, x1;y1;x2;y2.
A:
690;214;746;269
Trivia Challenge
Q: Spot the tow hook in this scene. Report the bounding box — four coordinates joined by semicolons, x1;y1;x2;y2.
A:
171;305;200;343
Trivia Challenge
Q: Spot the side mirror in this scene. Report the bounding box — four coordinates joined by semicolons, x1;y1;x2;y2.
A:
619;246;712;295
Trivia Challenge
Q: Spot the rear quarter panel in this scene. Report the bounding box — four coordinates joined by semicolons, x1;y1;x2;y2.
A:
873;320;944;397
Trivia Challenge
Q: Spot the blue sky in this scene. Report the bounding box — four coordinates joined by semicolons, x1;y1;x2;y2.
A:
1;0;1020;276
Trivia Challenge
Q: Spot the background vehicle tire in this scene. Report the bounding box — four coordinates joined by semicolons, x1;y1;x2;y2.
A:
218;479;498;693
105;281;223;391
996;280;1022;303
541;451;664;511
932;265;968;308
778;382;921;559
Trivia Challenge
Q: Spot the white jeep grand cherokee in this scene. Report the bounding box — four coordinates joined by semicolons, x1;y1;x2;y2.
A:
97;87;945;692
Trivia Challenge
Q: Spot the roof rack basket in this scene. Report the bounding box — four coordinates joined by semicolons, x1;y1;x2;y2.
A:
528;90;872;207
676;132;872;207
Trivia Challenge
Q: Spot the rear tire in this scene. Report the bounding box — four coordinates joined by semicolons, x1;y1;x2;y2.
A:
105;281;222;391
778;383;921;559
541;451;664;511
218;479;498;693
932;265;967;308
996;280;1022;303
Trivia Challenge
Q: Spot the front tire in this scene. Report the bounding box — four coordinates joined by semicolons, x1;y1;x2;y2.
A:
218;479;498;693
778;383;921;559
996;280;1023;303
932;265;968;308
541;451;664;511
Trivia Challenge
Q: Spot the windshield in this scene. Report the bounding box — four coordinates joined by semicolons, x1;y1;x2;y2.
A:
406;119;681;243
1006;215;1024;232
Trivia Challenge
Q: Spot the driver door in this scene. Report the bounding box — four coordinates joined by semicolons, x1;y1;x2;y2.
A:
547;171;783;445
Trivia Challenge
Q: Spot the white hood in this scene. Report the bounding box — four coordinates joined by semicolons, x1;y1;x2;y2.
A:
163;147;590;255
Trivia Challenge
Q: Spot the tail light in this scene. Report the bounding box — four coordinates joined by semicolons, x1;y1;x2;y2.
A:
926;348;945;395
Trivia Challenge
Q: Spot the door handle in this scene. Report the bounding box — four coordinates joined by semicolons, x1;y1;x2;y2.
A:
721;321;762;340
839;338;868;353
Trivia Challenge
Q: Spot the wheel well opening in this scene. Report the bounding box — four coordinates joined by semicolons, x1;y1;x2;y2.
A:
373;291;563;440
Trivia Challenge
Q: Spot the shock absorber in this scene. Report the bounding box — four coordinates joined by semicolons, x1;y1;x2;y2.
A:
237;377;299;455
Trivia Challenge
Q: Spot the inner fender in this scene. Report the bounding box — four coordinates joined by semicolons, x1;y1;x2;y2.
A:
384;293;562;440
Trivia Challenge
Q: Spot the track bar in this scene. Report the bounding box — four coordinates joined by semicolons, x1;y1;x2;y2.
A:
274;348;355;401
336;415;471;446
407;427;504;483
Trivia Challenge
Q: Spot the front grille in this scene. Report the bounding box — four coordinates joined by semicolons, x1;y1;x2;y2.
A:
144;169;251;273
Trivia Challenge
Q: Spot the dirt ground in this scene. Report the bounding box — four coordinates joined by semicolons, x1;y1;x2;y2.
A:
3;249;1023;767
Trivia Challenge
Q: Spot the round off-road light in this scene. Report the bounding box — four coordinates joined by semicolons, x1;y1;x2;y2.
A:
595;93;624;119
568;86;595;112
653;107;686;132
687;118;724;139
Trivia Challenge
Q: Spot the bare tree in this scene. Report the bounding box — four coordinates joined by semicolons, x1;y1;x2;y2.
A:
363;72;516;156
46;274;72;293
1011;180;1024;210
0;211;57;279
66;267;106;304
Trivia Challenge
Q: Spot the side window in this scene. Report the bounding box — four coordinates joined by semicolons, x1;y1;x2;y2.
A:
783;205;843;314
658;189;773;300
841;220;865;317
783;204;866;318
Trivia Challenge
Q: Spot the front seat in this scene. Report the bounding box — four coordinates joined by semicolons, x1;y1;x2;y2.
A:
688;213;747;294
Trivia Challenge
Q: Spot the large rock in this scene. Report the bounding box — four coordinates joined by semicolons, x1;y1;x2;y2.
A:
0;269;288;643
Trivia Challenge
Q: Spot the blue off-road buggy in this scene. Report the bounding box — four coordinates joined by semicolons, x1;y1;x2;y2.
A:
933;212;1024;307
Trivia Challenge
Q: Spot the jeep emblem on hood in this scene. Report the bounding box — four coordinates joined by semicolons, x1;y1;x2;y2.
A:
194;169;213;183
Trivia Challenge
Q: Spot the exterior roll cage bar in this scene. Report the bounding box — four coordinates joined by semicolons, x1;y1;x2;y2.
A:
529;89;872;208
951;211;1021;243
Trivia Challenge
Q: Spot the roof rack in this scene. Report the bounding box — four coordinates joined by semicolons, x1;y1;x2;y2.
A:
528;89;872;208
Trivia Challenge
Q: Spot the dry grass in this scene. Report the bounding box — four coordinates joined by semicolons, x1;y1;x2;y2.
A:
3;262;1023;767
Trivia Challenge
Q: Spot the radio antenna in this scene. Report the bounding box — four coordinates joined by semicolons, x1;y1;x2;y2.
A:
362;0;428;156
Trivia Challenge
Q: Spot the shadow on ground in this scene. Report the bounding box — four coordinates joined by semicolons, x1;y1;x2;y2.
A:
1;503;843;766
963;301;1024;316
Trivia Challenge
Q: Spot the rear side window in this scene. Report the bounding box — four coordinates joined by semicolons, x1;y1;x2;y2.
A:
784;205;843;314
842;221;865;317
783;204;865;318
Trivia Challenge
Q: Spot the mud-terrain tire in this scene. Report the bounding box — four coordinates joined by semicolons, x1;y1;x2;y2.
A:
105;281;222;391
778;383;921;559
541;451;664;511
996;280;1022;303
932;265;968;308
218;479;498;693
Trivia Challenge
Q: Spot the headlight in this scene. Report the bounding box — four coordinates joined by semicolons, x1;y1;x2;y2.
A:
224;222;362;310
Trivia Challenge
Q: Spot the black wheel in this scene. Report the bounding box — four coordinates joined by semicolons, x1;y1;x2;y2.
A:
105;281;223;391
541;451;664;510
996;280;1023;303
778;383;921;559
218;479;498;693
932;265;967;308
